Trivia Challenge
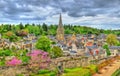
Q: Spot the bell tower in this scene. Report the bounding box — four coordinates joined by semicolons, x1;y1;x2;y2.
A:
56;14;64;41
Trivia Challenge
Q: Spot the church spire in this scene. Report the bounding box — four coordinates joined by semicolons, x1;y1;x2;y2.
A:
56;14;64;41
59;13;62;27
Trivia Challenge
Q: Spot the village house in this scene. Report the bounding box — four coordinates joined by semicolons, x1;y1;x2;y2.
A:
109;46;120;56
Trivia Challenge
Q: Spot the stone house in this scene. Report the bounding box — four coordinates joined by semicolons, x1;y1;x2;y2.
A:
109;46;120;56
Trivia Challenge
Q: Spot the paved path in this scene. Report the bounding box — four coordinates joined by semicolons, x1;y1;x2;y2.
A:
93;60;120;76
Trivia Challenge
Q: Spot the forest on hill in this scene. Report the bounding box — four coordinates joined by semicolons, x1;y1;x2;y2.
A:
0;23;120;37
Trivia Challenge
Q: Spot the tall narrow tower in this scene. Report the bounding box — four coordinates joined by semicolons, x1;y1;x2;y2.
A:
56;14;64;41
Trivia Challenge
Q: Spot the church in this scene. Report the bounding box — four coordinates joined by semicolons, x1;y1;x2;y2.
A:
55;14;82;54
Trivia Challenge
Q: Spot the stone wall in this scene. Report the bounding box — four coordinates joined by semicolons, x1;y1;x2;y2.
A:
49;56;92;70
49;55;109;70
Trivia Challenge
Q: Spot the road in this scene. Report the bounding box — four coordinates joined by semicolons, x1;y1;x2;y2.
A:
93;60;120;76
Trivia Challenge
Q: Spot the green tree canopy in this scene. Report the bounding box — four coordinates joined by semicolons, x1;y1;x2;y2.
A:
19;22;24;29
42;23;48;32
3;31;18;42
50;46;63;58
103;44;111;56
106;34;118;46
35;36;51;52
0;24;120;36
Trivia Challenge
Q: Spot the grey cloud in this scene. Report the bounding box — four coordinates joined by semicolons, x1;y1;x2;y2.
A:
65;0;120;17
93;0;120;8
0;0;120;22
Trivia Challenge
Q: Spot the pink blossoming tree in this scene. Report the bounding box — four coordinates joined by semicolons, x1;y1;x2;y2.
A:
27;50;51;72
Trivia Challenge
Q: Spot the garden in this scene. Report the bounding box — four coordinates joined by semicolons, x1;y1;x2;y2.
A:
0;49;52;76
0;48;98;76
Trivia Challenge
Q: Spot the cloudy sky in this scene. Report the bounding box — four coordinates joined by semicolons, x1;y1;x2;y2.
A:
0;0;120;29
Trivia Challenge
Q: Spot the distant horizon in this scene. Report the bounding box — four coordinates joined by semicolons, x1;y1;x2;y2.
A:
0;23;120;30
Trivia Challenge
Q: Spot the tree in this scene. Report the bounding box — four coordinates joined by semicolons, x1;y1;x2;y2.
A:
103;44;111;56
27;25;43;35
65;28;72;34
50;46;63;58
42;23;48;32
5;31;14;37
106;34;118;46
19;23;24;29
35;36;51;52
48;25;57;35
25;23;29;28
27;50;51;73
4;31;18;42
16;29;29;36
33;26;42;36
12;25;20;34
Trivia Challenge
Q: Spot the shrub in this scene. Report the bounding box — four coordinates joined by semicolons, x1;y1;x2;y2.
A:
49;72;56;76
14;50;30;64
16;74;24;76
86;64;98;74
0;61;5;66
20;56;30;63
38;70;50;74
6;57;22;66
30;71;56;76
4;31;18;42
0;57;5;66
50;46;63;58
0;49;13;56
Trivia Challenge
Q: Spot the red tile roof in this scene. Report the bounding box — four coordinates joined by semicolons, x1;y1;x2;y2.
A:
86;42;93;46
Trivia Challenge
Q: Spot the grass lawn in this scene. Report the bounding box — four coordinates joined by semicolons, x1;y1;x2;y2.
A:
30;70;56;76
62;64;98;76
62;67;91;76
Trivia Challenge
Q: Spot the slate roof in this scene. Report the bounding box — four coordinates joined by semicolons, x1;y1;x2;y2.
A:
87;45;98;49
109;46;120;49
